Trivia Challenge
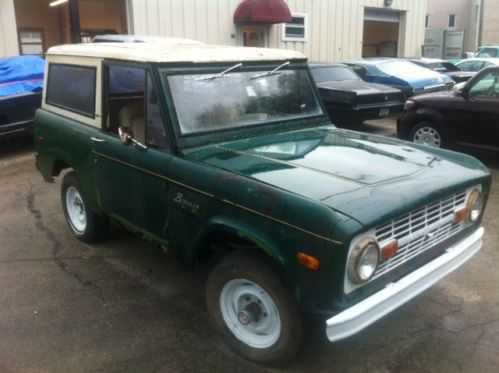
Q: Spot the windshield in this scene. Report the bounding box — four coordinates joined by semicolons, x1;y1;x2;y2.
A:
377;60;430;75
476;48;499;58
165;68;323;135
310;66;360;83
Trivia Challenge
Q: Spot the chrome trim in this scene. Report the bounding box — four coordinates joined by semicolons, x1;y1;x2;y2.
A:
344;188;477;294
326;227;483;342
373;191;468;279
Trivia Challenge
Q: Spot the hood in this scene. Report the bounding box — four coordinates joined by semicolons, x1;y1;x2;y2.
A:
317;80;401;95
186;126;487;227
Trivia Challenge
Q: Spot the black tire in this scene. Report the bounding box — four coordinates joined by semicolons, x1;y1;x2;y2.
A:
206;251;303;366
409;121;445;148
61;172;109;243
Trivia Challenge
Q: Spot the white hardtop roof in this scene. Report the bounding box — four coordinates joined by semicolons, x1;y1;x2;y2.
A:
46;41;307;64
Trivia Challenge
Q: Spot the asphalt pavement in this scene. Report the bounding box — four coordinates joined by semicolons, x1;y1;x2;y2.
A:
1;121;498;372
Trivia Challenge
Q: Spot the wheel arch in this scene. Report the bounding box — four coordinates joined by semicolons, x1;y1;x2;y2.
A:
191;220;288;274
404;108;447;139
52;158;71;176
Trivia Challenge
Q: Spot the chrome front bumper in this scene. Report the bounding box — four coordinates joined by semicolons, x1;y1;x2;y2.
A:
326;227;484;342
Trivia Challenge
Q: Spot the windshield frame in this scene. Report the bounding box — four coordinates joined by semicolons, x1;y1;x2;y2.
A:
159;61;328;149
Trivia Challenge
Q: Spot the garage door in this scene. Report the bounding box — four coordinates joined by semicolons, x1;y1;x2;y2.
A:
363;8;400;57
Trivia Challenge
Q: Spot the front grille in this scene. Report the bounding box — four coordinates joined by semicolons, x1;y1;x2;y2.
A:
372;191;467;279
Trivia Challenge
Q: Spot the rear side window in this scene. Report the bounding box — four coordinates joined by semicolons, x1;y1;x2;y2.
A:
46;63;96;117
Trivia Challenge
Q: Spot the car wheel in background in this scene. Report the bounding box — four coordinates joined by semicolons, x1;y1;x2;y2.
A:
61;172;109;243
409;121;445;148
206;251;303;366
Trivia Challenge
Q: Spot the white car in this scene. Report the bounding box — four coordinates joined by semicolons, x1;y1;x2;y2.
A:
455;57;499;72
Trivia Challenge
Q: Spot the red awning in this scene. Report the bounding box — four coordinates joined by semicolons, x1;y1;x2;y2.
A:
234;0;293;24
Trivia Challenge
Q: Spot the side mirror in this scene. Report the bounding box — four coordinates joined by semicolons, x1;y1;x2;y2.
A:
118;126;147;150
453;82;467;97
118;126;133;145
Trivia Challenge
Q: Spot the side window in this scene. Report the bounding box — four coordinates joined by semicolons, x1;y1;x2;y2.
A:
469;71;499;98
459;61;483;72
46;63;96;117
105;65;168;149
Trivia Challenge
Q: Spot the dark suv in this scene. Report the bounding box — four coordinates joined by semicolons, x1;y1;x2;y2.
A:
397;66;499;153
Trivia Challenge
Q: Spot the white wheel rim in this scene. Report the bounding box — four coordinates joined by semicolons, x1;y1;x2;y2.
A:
220;279;281;349
66;186;86;233
413;126;441;147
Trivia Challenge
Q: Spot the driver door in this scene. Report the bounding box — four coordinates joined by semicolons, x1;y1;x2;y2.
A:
450;69;499;152
95;63;173;241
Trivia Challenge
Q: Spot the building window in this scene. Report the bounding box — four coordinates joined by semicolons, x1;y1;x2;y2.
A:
449;14;455;27
46;64;97;118
18;29;44;55
425;15;429;27
282;13;308;42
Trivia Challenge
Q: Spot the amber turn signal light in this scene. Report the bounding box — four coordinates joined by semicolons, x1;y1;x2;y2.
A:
296;252;320;271
381;240;399;261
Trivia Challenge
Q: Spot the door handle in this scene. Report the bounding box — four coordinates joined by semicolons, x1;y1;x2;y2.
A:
90;137;106;143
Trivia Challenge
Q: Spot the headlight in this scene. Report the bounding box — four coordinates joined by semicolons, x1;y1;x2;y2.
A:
404;100;415;111
466;189;483;223
348;237;380;284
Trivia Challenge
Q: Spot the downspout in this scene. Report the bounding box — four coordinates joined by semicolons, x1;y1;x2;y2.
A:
476;0;483;50
69;0;81;43
126;0;134;35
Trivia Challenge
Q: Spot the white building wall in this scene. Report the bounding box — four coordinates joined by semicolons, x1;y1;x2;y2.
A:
130;0;427;62
0;0;19;58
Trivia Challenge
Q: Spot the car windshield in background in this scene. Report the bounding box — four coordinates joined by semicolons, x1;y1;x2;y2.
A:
428;62;459;72
311;66;360;83
166;69;322;135
377;60;429;75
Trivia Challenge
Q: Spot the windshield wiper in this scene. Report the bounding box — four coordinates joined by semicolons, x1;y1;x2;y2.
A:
251;61;290;80
195;63;243;81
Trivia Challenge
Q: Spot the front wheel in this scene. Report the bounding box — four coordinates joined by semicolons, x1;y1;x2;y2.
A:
206;251;303;366
61;172;108;243
409;121;445;148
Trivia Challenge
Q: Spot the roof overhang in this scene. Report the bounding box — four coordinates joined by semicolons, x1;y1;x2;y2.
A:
234;0;292;24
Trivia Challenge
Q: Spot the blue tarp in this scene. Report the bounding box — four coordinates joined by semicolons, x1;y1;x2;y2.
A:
0;55;45;97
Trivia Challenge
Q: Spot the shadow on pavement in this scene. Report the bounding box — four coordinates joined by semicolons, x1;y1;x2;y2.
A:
0;135;35;160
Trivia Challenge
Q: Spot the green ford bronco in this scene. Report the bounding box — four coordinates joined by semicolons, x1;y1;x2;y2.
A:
35;40;490;365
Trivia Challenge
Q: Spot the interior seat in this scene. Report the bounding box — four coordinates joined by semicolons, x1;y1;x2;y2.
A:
118;102;145;143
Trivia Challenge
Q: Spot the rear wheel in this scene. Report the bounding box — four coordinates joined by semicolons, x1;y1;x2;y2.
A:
206;251;303;366
61;172;108;243
409;121;444;148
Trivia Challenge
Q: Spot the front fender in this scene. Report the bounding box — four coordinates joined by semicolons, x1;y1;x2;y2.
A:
191;217;288;268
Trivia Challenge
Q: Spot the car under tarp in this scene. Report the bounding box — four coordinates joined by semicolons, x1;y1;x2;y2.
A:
0;55;45;97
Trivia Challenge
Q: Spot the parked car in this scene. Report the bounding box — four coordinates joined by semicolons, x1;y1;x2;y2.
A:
397;66;499;153
475;46;499;58
344;58;455;99
409;58;475;82
35;42;490;366
454;58;499;72
309;63;404;126
0;55;44;139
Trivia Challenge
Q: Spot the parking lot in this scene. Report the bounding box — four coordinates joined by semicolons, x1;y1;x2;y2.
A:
1;120;498;372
